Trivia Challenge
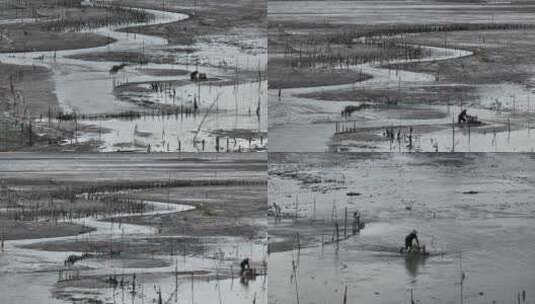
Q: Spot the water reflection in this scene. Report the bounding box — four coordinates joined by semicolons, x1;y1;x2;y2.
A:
404;255;426;277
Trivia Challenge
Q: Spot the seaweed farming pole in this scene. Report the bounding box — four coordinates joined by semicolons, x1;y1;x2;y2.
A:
191;272;194;304
452;116;455;152
344;207;348;238
295;195;298;218
468;124;471;151
312;197;317;221
352;211;360;235
192;93;222;150
335;222;340;245
296;232;301;263
459;253;465;304
28;119;32;146
291;257;300;304
174;261;178;303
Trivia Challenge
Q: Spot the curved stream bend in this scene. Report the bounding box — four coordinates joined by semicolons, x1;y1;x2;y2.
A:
270;43;474;151
1;200;195;274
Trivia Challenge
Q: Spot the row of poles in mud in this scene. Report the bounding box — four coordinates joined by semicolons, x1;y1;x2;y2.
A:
53;221;267;303
276;26;535;151
350;23;535;41
1;20;266;151
134;74;264;152
281;38;422;69
0;182;267;303
277;21;495;69
0;197;151;222
334;119;418;151
279;196;530;304
130;119;266;151
272;196;363;245
304;22;535;51
331;90;534;151
58;261;264;304
0;72;35;149
334;118;517;153
2;70;264;149
1;2;152;36
0;177;267;265
1;96;265;152
1;0;29;19
0;177;265;222
280;195;417;304
47;5;153;32
284;201;362;304
143;134;265;153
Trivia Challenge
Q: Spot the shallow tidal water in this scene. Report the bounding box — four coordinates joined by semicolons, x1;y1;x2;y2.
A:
0;6;266;151
269;1;535;152
0;154;267;304
269;153;535;304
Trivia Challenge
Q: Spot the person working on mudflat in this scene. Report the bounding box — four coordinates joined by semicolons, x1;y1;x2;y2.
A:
405;230;419;250
240;258;250;276
458;109;467;124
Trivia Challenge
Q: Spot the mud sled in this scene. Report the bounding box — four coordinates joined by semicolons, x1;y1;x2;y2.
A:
400;245;430;257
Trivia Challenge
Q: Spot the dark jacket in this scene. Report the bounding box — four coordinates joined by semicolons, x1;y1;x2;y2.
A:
240;258;250;272
405;232;419;249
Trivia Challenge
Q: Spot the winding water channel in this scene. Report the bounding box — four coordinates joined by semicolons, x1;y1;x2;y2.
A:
270;24;535;152
0;5;267;152
0;197;265;303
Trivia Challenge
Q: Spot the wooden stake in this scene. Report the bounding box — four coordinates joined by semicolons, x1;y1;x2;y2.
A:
344;207;348;238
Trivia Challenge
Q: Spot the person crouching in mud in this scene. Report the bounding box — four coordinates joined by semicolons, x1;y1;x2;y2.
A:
458;109;468;124
240;258;254;286
405;230;419;252
240;258;250;276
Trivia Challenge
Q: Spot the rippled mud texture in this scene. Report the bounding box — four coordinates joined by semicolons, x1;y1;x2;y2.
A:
0;153;267;304
269;0;535;152
0;0;267;152
268;152;535;304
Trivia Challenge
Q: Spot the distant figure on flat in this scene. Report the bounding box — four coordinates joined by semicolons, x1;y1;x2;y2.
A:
190;71;207;81
405;229;419;250
457;109;481;125
402;229;429;256
458;109;467;124
240;258;250;276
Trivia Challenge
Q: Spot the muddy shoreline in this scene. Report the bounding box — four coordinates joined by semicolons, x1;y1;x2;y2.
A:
269;152;535;304
0;0;267;152
0;154;267;304
269;10;535;152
